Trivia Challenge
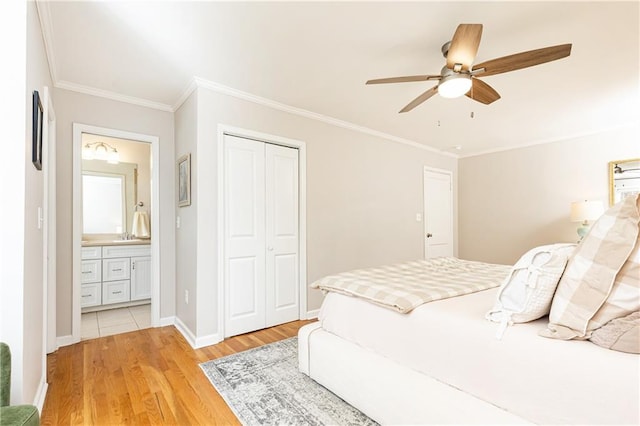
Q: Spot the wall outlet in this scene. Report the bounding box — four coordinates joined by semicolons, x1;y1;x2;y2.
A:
185;289;189;304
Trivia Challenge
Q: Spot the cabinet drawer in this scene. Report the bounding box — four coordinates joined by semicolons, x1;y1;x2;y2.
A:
102;280;130;305
102;245;151;258
81;246;102;259
81;283;101;307
103;258;131;281
81;260;101;283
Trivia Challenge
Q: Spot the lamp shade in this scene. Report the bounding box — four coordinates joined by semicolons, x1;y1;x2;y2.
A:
570;200;604;223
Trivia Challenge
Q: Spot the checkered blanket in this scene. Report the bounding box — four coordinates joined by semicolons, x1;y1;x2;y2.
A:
311;257;510;313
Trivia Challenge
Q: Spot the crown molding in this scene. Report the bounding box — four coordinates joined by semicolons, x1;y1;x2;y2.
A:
35;0;451;157
190;76;455;157
35;0;58;84
459;121;639;159
55;80;174;112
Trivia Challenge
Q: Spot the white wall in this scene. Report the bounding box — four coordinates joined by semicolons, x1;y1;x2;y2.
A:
459;124;640;265
173;84;458;342
174;91;198;334
53;88;176;336
0;0;51;405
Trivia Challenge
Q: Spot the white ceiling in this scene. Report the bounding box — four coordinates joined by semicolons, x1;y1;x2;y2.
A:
39;1;639;157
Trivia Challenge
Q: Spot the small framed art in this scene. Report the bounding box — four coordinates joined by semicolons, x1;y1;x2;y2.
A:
177;153;191;207
32;90;43;170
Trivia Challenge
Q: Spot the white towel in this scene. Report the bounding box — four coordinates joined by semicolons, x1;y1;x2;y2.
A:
132;211;150;238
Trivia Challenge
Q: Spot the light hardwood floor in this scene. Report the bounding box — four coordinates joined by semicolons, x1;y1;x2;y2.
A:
41;320;315;425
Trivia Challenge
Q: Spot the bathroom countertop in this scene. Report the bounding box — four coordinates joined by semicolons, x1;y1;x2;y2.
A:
82;239;151;247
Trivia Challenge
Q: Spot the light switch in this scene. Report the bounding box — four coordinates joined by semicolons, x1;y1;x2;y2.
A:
176;216;181;228
416;213;422;222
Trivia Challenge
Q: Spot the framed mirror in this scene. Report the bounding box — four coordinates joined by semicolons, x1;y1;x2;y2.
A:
609;158;640;206
82;159;138;237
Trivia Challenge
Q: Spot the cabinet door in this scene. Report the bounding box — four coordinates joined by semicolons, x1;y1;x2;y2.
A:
103;258;131;281
81;260;101;284
102;280;130;305
130;256;152;301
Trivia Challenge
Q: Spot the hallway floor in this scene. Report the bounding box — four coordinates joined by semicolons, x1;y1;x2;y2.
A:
81;304;150;340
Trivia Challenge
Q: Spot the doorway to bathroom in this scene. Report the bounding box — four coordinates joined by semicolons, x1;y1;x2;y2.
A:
72;124;160;343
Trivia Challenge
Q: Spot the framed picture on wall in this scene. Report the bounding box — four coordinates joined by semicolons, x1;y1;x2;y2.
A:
177;153;191;207
32;90;43;170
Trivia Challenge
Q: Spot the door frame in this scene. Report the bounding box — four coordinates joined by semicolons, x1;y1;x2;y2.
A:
423;166;454;259
217;124;308;339
72;123;161;343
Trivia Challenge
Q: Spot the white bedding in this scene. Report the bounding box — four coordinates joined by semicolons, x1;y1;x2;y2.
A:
318;289;640;425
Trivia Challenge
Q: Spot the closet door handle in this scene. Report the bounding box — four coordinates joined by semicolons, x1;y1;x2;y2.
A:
267;247;274;251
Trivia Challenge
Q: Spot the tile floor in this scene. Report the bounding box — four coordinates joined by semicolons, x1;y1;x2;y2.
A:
81;304;151;340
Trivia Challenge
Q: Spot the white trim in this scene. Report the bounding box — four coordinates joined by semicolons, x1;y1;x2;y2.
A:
196;77;453;157
173;317;222;349
58;80;173;112
56;335;75;348
159;316;176;327
306;309;320;320
217;124;308;339
33;380;48;412
458;122;639;159
72;123;161;345
35;1;57;84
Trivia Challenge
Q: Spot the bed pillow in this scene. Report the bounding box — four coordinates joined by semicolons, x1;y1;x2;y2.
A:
486;243;576;338
541;194;640;341
589;311;640;354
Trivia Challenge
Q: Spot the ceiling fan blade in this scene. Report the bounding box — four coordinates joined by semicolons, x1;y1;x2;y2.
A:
399;86;439;113
446;24;483;71
466;78;501;104
472;44;572;77
366;75;440;84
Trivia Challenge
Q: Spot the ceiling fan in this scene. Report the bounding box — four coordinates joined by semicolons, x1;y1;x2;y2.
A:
366;24;572;113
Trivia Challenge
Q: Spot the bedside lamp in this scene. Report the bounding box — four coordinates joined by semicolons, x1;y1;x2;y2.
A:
570;200;604;240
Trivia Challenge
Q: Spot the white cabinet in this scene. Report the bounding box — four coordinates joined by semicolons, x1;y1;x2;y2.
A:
103;258;131;281
81;246;102;307
131;256;152;301
102;280;131;304
81;244;151;309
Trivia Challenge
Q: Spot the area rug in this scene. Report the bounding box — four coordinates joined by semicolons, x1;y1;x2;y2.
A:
200;337;377;426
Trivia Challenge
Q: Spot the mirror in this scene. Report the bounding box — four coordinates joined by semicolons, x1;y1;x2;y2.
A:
609;158;640;206
82;159;137;237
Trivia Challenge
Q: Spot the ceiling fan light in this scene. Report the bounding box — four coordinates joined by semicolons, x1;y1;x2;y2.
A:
438;74;472;98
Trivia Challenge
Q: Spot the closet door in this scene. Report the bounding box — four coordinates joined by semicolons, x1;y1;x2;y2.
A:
224;135;266;337
265;144;299;326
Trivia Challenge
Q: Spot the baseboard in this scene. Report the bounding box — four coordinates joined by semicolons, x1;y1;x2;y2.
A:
174;316;222;349
159;315;175;327
56;334;77;348
306;309;320;319
33;378;48;412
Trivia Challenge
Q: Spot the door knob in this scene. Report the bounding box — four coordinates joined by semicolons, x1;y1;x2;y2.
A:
267;246;274;251
426;233;433;238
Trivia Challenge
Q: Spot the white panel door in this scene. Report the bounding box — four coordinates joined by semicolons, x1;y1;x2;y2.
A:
265;144;299;326
224;135;266;337
423;168;453;258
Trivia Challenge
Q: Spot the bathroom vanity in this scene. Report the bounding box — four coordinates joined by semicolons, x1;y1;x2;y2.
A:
81;241;151;311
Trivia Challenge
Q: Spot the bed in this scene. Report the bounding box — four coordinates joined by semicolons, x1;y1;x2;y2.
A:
298;196;640;425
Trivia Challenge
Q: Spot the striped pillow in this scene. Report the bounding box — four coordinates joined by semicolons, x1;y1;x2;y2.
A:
540;194;640;340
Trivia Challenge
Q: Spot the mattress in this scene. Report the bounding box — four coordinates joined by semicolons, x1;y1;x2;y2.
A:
318;289;640;425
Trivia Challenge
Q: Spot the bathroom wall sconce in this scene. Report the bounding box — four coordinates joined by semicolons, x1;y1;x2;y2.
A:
82;141;119;164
